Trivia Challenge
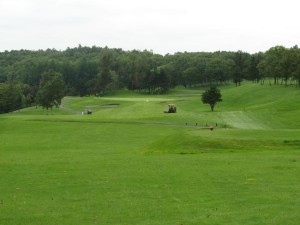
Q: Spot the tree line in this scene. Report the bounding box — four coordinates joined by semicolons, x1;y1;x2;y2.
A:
0;45;299;113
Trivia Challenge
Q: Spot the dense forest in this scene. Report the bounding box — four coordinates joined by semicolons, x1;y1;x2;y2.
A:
0;45;300;113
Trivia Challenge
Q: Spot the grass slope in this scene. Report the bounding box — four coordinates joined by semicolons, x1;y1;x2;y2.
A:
1;82;300;225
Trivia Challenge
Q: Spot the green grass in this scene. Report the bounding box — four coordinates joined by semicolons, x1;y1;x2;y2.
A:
1;82;300;225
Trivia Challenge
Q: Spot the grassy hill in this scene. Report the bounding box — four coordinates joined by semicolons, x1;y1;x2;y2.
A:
1;82;300;225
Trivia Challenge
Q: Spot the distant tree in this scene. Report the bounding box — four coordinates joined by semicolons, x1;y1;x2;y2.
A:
21;83;35;107
248;53;263;82
36;70;65;110
232;51;250;86
96;47;114;95
258;46;286;85
2;45;300;97
147;67;170;93
201;87;222;111
205;57;232;85
0;83;23;113
290;46;300;85
182;66;199;87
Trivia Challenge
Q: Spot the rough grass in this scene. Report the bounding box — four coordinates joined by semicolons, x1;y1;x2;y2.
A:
1;82;300;225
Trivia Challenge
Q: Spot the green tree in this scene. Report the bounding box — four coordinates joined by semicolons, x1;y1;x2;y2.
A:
36;70;65;110
0;83;23;113
205;57;232;85
290;46;300;85
201;87;222;111
248;53;263;82
96;47;114;95
258;46;286;85
232;51;250;86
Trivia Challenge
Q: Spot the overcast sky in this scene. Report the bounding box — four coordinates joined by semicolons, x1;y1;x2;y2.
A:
0;0;299;54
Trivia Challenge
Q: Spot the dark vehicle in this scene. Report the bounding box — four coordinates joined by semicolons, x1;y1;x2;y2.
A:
164;104;176;113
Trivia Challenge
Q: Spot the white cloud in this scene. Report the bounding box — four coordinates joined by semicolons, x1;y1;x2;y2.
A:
0;0;299;53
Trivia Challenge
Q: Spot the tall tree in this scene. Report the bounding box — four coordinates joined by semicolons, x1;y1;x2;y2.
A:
201;87;222;111
232;51;250;86
0;83;23;113
258;46;286;85
36;70;65;110
205;57;232;85
290;46;300;85
248;53;263;82
96;47;114;95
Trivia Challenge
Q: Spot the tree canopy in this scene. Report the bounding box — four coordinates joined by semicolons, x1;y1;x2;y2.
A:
0;44;299;113
201;87;222;111
0;83;23;113
36;70;65;110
